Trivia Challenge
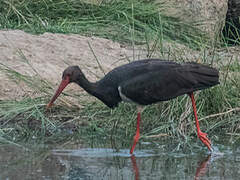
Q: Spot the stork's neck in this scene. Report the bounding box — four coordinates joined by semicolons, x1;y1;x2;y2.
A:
74;73;120;108
75;74;99;96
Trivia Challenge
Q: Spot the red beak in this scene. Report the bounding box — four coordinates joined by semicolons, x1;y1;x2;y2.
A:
47;76;70;108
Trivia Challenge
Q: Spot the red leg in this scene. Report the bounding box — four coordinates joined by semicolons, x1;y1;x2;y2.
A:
130;112;141;154
189;93;213;152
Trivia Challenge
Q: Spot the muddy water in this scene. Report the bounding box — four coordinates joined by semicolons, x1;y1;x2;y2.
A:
0;141;240;180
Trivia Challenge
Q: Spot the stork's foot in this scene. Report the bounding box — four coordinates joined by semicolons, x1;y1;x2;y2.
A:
198;131;212;152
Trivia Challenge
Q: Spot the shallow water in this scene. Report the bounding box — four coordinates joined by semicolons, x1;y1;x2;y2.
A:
0;141;240;180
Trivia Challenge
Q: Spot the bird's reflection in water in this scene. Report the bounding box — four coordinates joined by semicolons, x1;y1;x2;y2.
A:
130;155;139;180
130;154;212;180
194;154;211;180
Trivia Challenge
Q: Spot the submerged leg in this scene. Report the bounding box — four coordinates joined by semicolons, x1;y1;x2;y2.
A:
130;106;143;154
189;93;213;152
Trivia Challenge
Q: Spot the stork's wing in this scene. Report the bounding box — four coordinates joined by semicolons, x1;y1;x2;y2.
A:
119;63;219;105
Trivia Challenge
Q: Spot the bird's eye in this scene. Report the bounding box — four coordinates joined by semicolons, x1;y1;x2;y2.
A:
62;74;69;80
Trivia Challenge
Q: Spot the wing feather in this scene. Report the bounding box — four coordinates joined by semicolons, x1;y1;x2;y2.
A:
119;63;219;105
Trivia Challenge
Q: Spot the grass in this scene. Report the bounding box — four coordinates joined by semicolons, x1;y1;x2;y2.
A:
0;0;206;48
0;0;240;151
222;19;240;46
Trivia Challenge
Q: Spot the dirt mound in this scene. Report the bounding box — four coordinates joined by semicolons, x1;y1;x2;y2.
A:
0;30;148;100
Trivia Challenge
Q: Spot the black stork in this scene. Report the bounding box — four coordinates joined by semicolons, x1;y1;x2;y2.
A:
47;59;219;153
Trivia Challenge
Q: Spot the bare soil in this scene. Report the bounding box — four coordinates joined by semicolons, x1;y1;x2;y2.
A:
0;30;148;101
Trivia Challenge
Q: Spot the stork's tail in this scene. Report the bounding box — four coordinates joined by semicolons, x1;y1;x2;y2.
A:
186;62;220;89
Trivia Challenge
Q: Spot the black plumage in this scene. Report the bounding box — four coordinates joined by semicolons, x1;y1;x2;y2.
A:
85;59;219;107
47;58;219;154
